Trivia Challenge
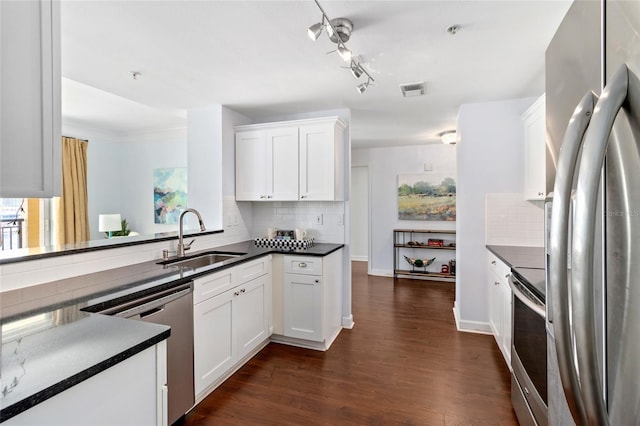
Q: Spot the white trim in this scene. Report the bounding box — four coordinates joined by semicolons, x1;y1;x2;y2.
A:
350;256;368;262
370;269;393;277
342;314;354;329
453;305;492;334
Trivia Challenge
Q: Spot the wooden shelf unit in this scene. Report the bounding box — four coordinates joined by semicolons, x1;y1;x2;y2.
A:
393;229;456;282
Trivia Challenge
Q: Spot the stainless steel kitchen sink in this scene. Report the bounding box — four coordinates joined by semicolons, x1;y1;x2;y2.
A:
159;252;244;270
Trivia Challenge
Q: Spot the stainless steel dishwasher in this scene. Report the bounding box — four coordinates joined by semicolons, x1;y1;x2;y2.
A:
97;282;194;425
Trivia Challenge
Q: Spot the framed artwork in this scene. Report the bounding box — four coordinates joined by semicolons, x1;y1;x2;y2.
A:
397;174;456;221
154;167;187;224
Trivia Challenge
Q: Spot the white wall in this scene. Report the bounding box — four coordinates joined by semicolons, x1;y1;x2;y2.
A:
351;144;457;276
350;166;368;261
455;97;536;332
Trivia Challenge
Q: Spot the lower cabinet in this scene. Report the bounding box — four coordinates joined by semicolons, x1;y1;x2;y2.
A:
488;251;512;369
283;272;323;341
274;249;343;350
193;256;272;400
4;343;167;426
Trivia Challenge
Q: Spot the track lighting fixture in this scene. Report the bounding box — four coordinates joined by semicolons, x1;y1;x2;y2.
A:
350;61;363;79
307;17;325;41
356;78;372;94
308;0;375;93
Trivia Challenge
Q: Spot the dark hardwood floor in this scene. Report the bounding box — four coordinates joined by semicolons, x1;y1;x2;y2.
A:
183;261;517;425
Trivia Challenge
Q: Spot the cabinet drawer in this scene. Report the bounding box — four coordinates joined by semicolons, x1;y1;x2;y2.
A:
488;251;511;282
193;269;237;305
237;256;271;284
284;256;322;276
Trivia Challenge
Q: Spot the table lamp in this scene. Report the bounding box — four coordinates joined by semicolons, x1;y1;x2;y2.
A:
99;214;121;238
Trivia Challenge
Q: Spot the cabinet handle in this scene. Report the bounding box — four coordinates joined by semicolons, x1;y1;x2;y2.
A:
538;192;545;196
505;274;510;279
267;195;273;199
315;280;319;283
260;195;266;199
300;195;307;199
494;282;500;286
234;291;240;296
298;262;307;268
241;288;246;293
491;261;496;265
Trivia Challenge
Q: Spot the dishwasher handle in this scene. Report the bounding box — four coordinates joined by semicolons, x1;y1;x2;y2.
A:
110;285;192;319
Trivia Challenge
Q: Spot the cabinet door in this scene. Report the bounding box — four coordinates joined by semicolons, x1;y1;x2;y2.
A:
193;290;236;398
523;95;546;200
501;278;512;367
235;130;267;200
284;273;323;341
235;274;269;360
266;127;299;200
0;0;61;198
488;269;502;340
299;124;335;201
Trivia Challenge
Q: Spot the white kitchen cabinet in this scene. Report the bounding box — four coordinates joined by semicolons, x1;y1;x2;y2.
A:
487;251;512;369
522;94;546;201
275;249;343;350
0;0;61;198
193;256;272;400
235;127;299;201
299;121;345;201
4;343;167;426
235;117;346;201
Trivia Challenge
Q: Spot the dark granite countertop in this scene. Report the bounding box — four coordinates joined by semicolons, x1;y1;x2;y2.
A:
0;240;343;421
486;245;545;270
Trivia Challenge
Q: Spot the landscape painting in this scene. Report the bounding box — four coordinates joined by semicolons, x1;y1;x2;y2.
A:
398;174;456;221
154;167;187;224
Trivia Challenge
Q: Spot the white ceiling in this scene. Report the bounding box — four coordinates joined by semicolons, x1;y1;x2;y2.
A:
60;0;572;148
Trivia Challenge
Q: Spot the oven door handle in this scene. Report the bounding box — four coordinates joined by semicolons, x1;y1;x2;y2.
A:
508;274;545;318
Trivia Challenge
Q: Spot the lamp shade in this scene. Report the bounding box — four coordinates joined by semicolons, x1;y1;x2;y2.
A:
99;214;122;232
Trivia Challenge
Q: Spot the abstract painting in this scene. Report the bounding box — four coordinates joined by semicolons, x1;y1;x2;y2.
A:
398;174;456;221
154;167;187;224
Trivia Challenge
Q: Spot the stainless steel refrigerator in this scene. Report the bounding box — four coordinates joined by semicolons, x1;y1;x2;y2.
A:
546;0;640;425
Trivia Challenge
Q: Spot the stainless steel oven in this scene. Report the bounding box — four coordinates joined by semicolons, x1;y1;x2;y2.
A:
510;268;547;426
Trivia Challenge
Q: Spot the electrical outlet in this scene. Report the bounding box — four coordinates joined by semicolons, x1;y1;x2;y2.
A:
315;214;323;225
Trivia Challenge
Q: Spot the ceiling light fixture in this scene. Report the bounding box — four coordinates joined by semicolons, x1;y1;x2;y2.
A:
440;130;457;145
356;78;372;94
308;0;375;93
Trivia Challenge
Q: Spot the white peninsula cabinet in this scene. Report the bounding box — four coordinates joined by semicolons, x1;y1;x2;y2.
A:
522;94;546;201
487;251;512;369
193;256;272;401
4;343;167;426
272;249;343;350
235;117;346;201
0;0;61;198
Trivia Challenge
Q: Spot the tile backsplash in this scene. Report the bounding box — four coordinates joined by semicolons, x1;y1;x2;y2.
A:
486;193;544;247
250;201;346;244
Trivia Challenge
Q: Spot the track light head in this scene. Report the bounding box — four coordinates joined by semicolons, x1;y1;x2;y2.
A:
337;45;352;62
356;79;371;94
350;62;363;79
307;22;324;40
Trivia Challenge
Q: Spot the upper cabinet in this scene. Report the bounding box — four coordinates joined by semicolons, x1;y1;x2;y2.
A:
235;117;346;201
0;0;61;198
522;95;546;201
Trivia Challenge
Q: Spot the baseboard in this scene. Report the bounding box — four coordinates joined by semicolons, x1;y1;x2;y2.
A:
350;256;368;262
370;269;393;277
271;334;332;351
342;315;354;329
452;305;492;334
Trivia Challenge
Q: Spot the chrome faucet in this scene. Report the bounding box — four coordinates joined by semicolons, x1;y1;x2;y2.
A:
177;208;206;257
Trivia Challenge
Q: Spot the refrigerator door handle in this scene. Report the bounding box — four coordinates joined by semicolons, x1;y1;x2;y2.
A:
573;64;634;426
550;91;597;426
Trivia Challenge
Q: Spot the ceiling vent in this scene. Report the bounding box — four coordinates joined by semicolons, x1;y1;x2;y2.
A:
400;82;426;97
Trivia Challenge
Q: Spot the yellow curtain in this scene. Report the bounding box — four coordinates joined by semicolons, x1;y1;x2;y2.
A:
54;137;89;245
